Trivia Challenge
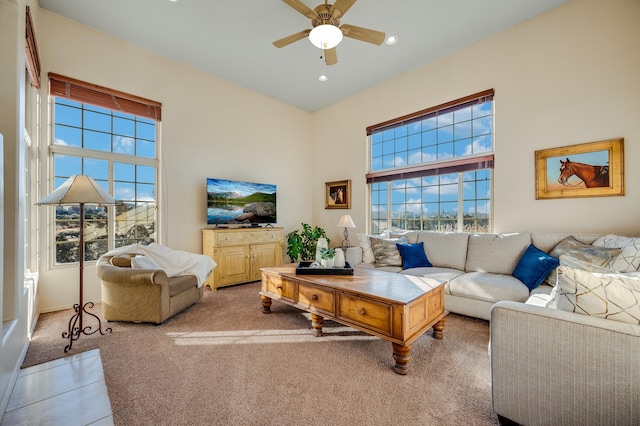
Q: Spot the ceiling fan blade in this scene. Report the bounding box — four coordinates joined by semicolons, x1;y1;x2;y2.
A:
340;24;386;45
324;47;337;66
273;29;311;48
330;0;356;19
282;0;318;19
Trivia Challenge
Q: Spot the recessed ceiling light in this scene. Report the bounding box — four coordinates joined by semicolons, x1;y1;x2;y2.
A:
318;75;328;82
385;35;398;45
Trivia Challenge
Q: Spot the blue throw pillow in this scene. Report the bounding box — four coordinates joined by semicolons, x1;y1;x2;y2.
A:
513;244;559;290
396;242;432;270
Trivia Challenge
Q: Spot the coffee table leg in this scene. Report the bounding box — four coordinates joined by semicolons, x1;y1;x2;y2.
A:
392;343;411;375
433;317;445;339
310;313;324;337
261;295;272;314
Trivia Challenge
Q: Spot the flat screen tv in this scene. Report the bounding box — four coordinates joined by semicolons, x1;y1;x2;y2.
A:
207;178;276;226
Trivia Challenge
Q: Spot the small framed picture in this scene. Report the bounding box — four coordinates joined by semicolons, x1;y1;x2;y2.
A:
325;179;351;209
535;138;624;199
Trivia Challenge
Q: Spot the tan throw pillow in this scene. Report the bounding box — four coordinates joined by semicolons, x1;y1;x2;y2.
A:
369;236;407;267
555;265;640;324
110;254;133;267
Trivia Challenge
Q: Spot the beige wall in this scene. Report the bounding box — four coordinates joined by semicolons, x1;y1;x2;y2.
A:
37;10;313;311
312;0;640;244
35;0;640;311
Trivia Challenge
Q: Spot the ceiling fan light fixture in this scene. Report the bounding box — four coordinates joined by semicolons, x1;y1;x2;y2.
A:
309;24;343;50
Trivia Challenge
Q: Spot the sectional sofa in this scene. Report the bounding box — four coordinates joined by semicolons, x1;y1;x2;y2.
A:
345;230;611;320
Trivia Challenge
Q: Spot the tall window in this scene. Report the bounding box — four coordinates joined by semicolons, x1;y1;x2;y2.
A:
49;74;161;264
367;90;494;234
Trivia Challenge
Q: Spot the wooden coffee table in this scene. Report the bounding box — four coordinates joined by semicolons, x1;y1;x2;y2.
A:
260;265;448;375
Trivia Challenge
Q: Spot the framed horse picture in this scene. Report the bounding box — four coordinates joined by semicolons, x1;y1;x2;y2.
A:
325;179;351;209
535;138;624;199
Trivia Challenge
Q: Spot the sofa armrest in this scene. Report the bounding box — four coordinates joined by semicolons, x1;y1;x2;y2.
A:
490;301;640;425
97;262;169;287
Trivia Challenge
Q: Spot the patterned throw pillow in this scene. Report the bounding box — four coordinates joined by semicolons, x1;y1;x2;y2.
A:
555;265;640;324
546;237;622;285
357;234;376;263
593;234;640;272
369;236;407;267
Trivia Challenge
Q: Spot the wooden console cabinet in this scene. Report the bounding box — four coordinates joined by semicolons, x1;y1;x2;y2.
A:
202;227;283;290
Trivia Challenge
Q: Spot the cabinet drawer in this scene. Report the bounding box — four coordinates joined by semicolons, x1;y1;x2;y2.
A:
337;293;392;336
298;283;334;315
264;274;296;302
251;229;284;244
216;231;253;246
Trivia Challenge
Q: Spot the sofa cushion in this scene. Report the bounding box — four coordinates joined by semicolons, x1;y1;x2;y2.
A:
555;265;640;324
356;262;402;273
449;272;530;303
386;230;419;244
465;232;531;275
396;242;432;269
416;232;469;270
512;244;559;290
593;234;640;272
168;275;198;297
370;236;407;267
400;266;463;285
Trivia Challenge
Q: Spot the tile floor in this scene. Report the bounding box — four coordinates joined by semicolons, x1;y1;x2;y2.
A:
2;349;113;426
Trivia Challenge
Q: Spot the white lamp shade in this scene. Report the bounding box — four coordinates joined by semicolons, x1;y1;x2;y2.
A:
308;24;343;50
36;175;118;205
336;214;356;228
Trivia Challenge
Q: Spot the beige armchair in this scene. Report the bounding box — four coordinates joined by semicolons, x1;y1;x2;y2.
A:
97;253;205;324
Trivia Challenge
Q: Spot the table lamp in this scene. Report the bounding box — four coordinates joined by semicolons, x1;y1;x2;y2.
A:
36;175;120;352
336;214;356;248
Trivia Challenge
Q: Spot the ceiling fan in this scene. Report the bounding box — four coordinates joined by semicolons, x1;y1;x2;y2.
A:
273;0;386;66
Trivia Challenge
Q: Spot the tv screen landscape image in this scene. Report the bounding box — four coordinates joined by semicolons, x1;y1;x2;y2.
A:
207;178;276;225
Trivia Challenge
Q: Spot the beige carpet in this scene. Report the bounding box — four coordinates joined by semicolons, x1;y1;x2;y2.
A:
23;282;499;426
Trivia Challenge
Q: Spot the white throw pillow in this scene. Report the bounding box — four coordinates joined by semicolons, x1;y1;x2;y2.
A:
593;234;640;272
130;255;158;270
555;265;640;324
357;233;375;263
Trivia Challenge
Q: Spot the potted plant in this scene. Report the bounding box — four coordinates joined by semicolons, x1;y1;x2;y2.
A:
286;223;330;262
319;247;336;269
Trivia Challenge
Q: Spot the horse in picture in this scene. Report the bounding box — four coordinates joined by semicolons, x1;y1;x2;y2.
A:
558;158;609;188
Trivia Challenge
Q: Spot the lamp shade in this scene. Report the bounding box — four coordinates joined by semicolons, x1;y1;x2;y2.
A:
309;24;343;50
336;214;356;229
36;175;118;205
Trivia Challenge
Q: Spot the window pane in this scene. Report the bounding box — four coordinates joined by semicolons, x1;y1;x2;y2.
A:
55;104;82;127
54;125;82;147
136;121;155;140
84;130;111;152
54;154;82;177
114;117;135;137
113;135;135;155
84;158;108;180
114;162;135;181
84;110;111;133
115;182;135;201
136;140;156;158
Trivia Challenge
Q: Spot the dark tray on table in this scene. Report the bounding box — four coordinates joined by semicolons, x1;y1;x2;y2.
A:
295;261;354;275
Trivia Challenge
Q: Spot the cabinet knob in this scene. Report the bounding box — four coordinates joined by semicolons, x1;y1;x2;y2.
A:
311;294;318;301
276;285;283;290
226;237;231;240
358;308;366;316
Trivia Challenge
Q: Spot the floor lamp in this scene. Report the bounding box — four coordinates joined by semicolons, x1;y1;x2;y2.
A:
36;175;119;352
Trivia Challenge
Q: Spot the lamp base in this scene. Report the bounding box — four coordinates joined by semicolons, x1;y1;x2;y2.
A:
62;301;112;352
